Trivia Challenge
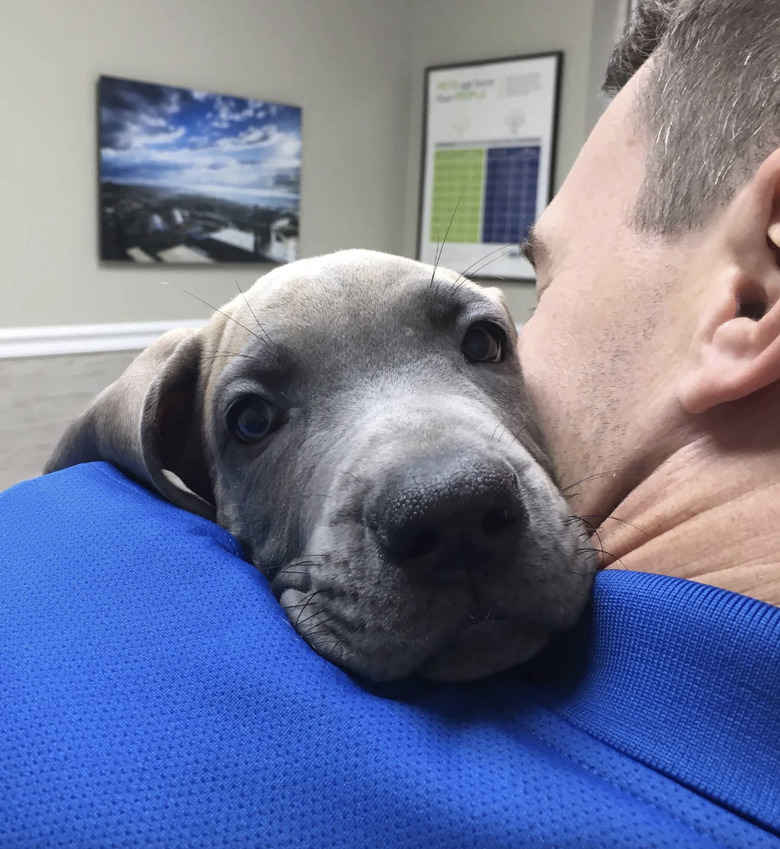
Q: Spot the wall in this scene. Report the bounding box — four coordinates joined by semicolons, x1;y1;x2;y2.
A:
0;0;414;328
585;0;633;136
0;351;138;490
0;0;604;331
0;0;608;486
403;0;598;323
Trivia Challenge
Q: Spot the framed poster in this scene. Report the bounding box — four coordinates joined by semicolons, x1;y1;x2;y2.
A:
99;75;301;265
417;52;561;281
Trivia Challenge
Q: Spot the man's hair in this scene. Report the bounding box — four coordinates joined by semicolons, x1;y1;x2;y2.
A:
604;0;780;233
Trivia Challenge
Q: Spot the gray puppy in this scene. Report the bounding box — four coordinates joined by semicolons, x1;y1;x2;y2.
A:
46;249;596;682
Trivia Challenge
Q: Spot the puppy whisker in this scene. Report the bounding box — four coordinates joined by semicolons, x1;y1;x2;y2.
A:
576;513;650;536
269;558;326;577
302;614;339;636
558;466;643;495
341;472;365;485
232;274;274;347
296;604;334;629
267;569;309;579
429;189;466;291
453;243;515;287
462;248;515;280
161;281;271;350
491;423;514;446
201;352;266;366
589;527;629;571
290;590;330;627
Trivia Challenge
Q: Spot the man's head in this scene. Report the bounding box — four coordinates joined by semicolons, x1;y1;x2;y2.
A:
521;0;780;527
606;0;780;234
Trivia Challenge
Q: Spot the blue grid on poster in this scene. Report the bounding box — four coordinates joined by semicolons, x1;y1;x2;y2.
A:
481;145;540;244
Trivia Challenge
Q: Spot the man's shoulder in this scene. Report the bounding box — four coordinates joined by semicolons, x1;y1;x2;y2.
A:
2;464;778;848
525;568;780;844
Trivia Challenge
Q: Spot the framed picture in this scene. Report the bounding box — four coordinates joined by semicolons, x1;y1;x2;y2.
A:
98;75;302;264
417;52;561;281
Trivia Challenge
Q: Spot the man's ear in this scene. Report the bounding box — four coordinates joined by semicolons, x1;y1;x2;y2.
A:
680;149;780;415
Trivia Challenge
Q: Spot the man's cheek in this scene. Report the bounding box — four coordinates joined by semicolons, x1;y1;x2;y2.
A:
519;323;553;409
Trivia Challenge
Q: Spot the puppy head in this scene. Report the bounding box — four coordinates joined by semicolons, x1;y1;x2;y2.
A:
47;249;596;682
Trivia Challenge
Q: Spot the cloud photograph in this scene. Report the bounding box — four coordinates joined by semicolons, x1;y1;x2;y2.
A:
98;75;301;264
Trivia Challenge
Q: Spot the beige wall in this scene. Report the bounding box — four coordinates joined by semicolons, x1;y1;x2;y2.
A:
0;351;138;489
0;0;414;328
0;0;611;488
0;0;602;332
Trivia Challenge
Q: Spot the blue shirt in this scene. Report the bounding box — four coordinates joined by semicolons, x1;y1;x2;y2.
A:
1;462;778;848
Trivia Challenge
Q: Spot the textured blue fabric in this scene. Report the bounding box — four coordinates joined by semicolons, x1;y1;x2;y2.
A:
1;462;779;848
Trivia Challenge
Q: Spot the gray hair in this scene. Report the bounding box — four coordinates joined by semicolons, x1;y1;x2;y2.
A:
604;0;780;233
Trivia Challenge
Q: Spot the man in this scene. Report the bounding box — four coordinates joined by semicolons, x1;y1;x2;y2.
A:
2;2;778;847
521;0;780;606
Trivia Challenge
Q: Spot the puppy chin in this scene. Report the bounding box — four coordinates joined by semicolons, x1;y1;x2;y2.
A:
414;620;552;683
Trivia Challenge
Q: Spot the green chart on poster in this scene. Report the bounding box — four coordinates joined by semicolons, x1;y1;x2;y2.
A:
429;149;484;243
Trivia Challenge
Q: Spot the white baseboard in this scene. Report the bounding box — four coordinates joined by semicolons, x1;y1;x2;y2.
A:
0;319;526;359
0;320;208;359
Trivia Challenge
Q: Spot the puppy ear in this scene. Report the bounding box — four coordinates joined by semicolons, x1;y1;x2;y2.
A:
45;327;215;520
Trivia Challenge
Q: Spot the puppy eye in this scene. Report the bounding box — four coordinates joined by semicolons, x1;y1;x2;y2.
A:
461;322;505;364
228;396;278;443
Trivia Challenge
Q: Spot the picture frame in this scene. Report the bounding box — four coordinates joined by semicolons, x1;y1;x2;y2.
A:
417;52;562;281
98;75;302;265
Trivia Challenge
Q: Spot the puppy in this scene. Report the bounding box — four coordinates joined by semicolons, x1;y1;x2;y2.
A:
45;249;596;682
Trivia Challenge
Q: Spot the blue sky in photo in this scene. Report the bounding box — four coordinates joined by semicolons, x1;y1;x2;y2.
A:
99;76;301;208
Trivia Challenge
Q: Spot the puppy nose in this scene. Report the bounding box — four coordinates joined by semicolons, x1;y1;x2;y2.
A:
368;455;524;576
